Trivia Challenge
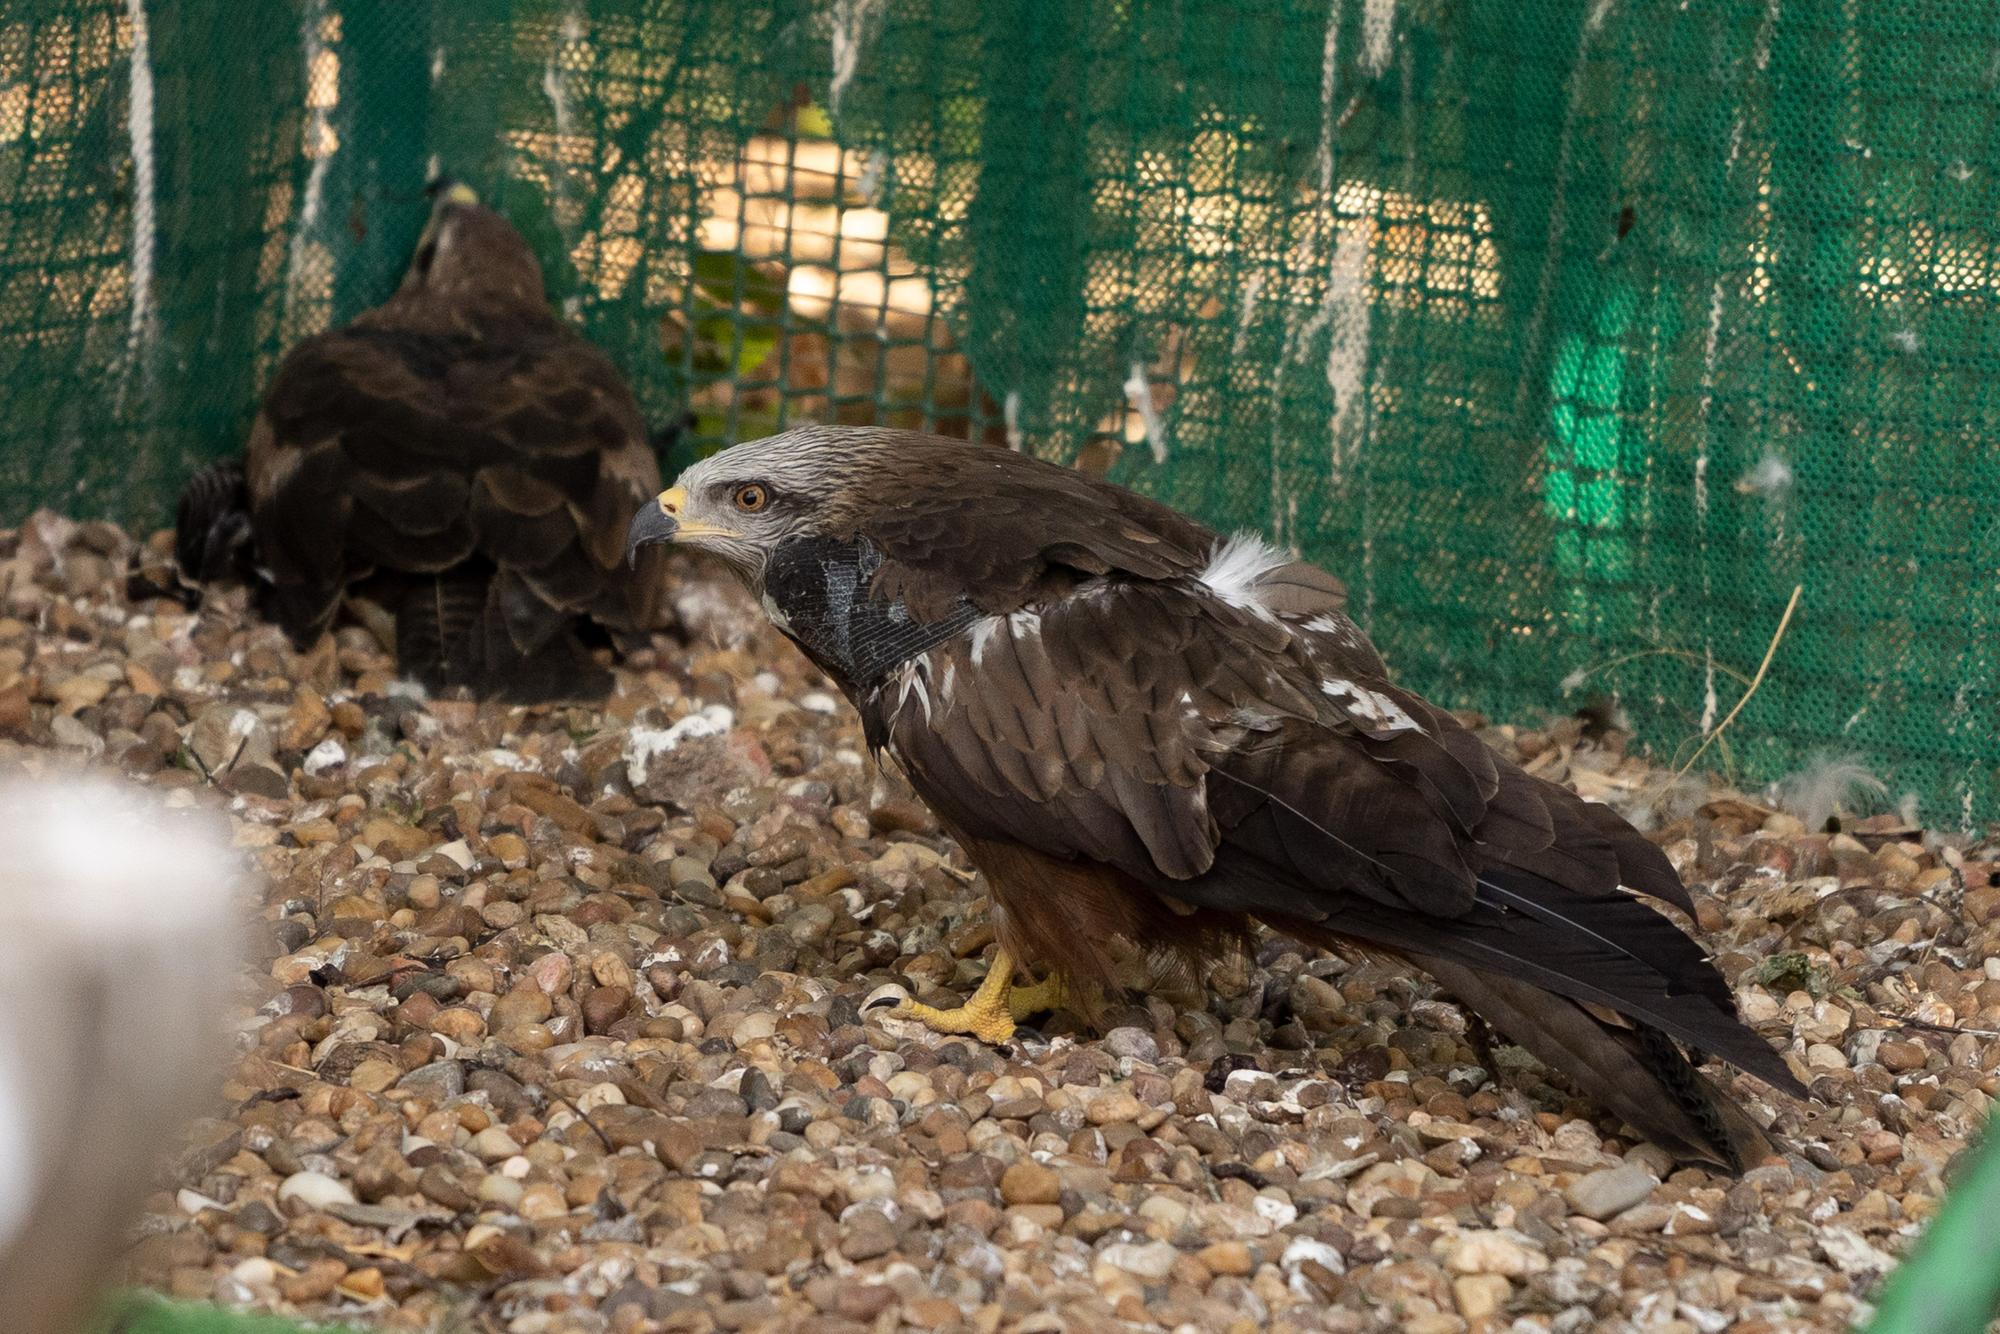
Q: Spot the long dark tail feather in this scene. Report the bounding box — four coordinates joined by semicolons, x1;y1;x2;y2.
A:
1474;869;1734;1012
391;569;488;690
1409;955;1782;1172
173;459;253;585
394;571;612;703
1574;795;1695;913
1192;849;1805;1099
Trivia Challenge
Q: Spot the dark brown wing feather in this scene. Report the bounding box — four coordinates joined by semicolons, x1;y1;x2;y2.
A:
847;468;1796;1166
826;436;1218;618
173;459;253;586
239;243;665;697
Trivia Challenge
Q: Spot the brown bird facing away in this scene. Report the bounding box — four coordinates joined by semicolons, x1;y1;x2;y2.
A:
175;180;669;701
626;426;1806;1171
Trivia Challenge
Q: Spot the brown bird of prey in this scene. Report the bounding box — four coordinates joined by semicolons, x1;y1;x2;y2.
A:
175;181;667;701
626;426;1804;1170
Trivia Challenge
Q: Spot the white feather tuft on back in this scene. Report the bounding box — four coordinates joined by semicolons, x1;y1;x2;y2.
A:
1199;532;1291;612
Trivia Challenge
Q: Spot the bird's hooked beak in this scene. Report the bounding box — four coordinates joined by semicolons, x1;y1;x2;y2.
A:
426;176;480;208
624;486;742;564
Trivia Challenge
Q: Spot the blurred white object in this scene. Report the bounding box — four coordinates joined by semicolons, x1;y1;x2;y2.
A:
0;770;246;1334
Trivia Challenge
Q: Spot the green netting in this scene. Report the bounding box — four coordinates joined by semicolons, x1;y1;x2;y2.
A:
3;1;1996;825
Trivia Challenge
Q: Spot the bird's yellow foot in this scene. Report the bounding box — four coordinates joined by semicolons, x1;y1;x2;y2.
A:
1007;972;1066;1021
872;949;1063;1046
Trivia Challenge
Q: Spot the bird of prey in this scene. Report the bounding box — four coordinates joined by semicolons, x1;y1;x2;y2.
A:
626;426;1805;1170
175;181;669;701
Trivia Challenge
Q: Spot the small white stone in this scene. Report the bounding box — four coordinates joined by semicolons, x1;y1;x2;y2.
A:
302;736;346;775
575;1081;626;1113
1102;1026;1160;1063
862;981;911;1012
277;1170;356;1211
732;1011;778;1045
177;1188;226;1215
1819;1226;1897;1276
229;1257;280;1288
1281;1235;1346;1276
844;1168;897;1203
1737;990;1781;1023
478;1173;524;1208
1446;1229;1550;1277
432;839;475;870
1253;1194;1298;1229
886;1070;935;1105
1097;1240;1178;1280
1563;1164;1658;1221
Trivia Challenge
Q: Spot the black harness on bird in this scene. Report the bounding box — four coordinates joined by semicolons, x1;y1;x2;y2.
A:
760;534;982;694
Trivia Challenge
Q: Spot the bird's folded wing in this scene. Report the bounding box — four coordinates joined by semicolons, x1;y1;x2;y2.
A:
843;445;1505;913
876;573;1797;1090
880;576;1507;918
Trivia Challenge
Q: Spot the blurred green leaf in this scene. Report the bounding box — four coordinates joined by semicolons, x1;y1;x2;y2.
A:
1751;951;1831;998
796;102;835;139
705;316;779;379
691;250;787;316
671;306;782;381
688;407;783;456
685;412;733;463
97;1293;355;1334
1863;1122;2000;1334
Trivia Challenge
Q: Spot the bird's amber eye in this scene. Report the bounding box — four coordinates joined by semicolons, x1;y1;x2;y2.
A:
732;483;769;513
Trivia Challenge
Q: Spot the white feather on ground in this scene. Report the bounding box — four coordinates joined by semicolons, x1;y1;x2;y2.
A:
0;769;246;1334
1621;770;1713;835
1771;752;1888;833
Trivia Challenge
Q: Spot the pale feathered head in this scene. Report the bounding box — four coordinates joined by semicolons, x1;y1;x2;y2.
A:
624;425;901;586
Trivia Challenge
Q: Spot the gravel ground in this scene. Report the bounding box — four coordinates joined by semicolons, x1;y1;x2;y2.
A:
4;512;1994;1333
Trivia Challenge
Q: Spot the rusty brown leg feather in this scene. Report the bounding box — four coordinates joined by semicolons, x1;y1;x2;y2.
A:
956;834;1251;1024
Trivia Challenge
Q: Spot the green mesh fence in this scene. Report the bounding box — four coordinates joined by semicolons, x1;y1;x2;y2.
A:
3;1;1996;826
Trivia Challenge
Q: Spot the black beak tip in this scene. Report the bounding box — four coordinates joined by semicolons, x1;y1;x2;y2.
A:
625;502;677;566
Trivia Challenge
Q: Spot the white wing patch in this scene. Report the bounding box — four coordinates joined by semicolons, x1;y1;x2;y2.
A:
1301;610;1370;649
889;644;965;727
1200;532;1291;613
1322;678;1421;733
891;656;935;725
969;609;1042;666
896;665;931;724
